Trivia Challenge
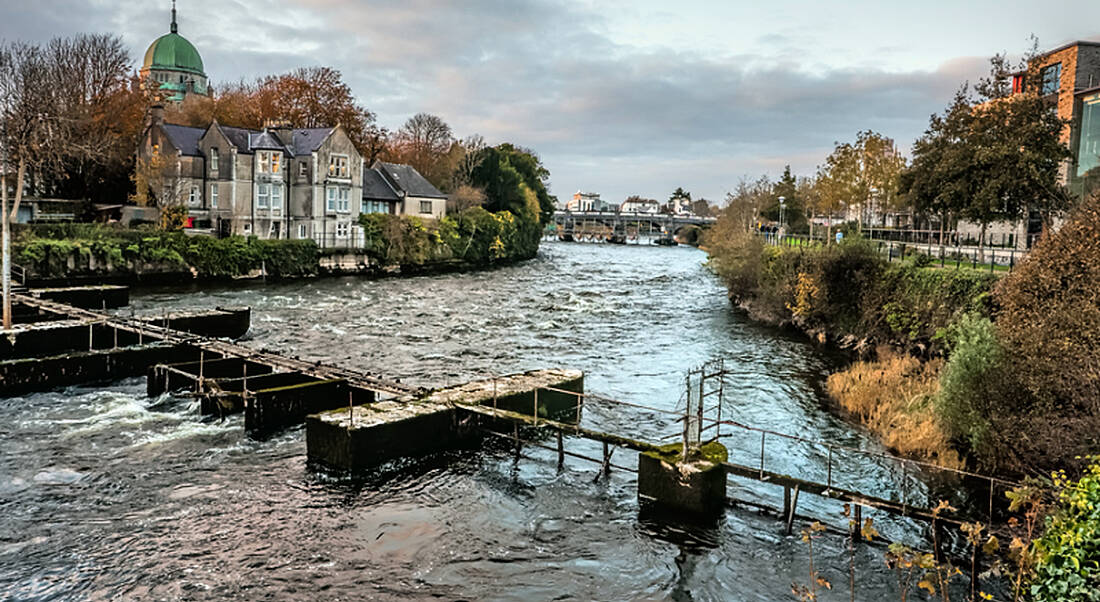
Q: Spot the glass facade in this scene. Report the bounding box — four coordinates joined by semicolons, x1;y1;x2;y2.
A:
1079;92;1100;178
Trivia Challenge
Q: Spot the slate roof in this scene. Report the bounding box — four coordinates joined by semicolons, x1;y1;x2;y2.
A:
249;130;289;152
374;161;446;199
161;122;337;157
290;128;333;156
217;125;254;154
362;168;401;201
160;124;205;156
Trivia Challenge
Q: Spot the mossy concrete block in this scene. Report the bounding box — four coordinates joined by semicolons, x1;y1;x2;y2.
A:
638;442;728;519
430;368;584;423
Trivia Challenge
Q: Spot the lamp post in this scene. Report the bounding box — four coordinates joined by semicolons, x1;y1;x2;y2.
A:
778;196;786;232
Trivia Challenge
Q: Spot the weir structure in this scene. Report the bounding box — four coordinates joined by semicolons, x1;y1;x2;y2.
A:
1;292;416;436
2;292;1028;580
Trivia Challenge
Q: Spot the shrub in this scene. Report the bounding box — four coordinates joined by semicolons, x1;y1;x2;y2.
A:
1030;460;1100;601
934;314;1007;465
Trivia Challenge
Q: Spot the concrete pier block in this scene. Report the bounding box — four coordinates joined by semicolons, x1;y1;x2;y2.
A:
0;343;200;396
30;285;130;309
638;442;728;519
306;369;584;471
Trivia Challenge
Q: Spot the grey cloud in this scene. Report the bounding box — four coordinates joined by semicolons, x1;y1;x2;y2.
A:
0;0;999;201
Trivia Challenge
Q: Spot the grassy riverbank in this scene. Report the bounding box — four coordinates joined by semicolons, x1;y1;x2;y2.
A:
706;194;1100;477
13;207;540;283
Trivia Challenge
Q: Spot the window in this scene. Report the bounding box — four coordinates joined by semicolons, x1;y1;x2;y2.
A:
1078;93;1100;177
298;224;307;239
299;161;308;178
364;200;389;214
338;188;350;212
1041;63;1062;96
420;200;433;214
270;221;281;238
326;187;337;212
257;183;270;209
188;186;200;207
336;222;349;238
209;147;219;173
243;223;252;234
210;184;218;208
328;154;349;178
271;185;282;211
1012;73;1026;95
258;151;281;174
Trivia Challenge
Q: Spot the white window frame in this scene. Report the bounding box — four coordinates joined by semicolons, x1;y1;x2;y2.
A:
420;200;433;215
210;184;218;208
271;184;283;213
209;147;219;173
298;161;308;178
257;183;270;209
270;221;280;238
298;224;307;239
243;223;252;234
326;187;337;213
189;186;200;207
258;151;281;174
338;188;350;213
328;154;349;179
336;222;350;238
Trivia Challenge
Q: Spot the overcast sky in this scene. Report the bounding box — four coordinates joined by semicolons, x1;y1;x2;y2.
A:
3;1;1100;203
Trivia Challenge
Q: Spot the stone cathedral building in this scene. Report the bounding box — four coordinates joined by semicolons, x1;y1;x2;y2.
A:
140;2;209;103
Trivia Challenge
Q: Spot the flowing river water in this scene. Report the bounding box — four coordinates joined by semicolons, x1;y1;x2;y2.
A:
1;242;959;600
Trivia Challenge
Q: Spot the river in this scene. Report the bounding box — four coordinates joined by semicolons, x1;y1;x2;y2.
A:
1;241;950;600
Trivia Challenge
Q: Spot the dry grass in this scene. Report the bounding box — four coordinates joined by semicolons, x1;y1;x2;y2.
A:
826;349;962;470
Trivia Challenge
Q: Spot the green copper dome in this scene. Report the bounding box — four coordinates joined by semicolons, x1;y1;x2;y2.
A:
142;32;205;76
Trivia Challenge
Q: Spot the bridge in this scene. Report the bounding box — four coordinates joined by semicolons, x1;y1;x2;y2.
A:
551;210;717;244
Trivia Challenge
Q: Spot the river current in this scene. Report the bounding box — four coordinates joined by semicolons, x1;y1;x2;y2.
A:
2;242;945;600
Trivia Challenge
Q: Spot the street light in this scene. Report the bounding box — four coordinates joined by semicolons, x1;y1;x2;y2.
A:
778;196;786;231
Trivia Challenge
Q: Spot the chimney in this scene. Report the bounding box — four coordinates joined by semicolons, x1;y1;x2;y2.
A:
264;119;294;146
148;104;165;129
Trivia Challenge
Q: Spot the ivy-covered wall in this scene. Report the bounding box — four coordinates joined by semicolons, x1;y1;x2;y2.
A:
13;207;540;284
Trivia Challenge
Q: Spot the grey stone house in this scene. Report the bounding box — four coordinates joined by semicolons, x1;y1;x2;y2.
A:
138;107;366;248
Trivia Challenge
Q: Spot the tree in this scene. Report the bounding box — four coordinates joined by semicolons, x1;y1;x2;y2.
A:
762;165;807;231
902;51;1072;260
166;67;378;159
724;175;772;232
815;132;905;235
448;184;486;214
469;144;554;224
667;187;691;213
389;112;453;187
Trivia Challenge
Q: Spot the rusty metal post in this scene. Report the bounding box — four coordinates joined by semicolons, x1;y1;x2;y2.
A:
556;431;564;470
533;388;539;426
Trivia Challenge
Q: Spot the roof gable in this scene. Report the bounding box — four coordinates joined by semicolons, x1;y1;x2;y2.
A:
291;127;335;156
362;168;401;201
374;161;446;199
160;124;204;156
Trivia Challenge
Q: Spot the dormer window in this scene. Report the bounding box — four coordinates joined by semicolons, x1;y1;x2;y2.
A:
328;154;349;178
258;151;281;174
209;147;219;173
298;161;308;178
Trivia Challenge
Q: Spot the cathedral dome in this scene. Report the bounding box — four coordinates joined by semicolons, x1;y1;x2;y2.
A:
142;32;205;76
